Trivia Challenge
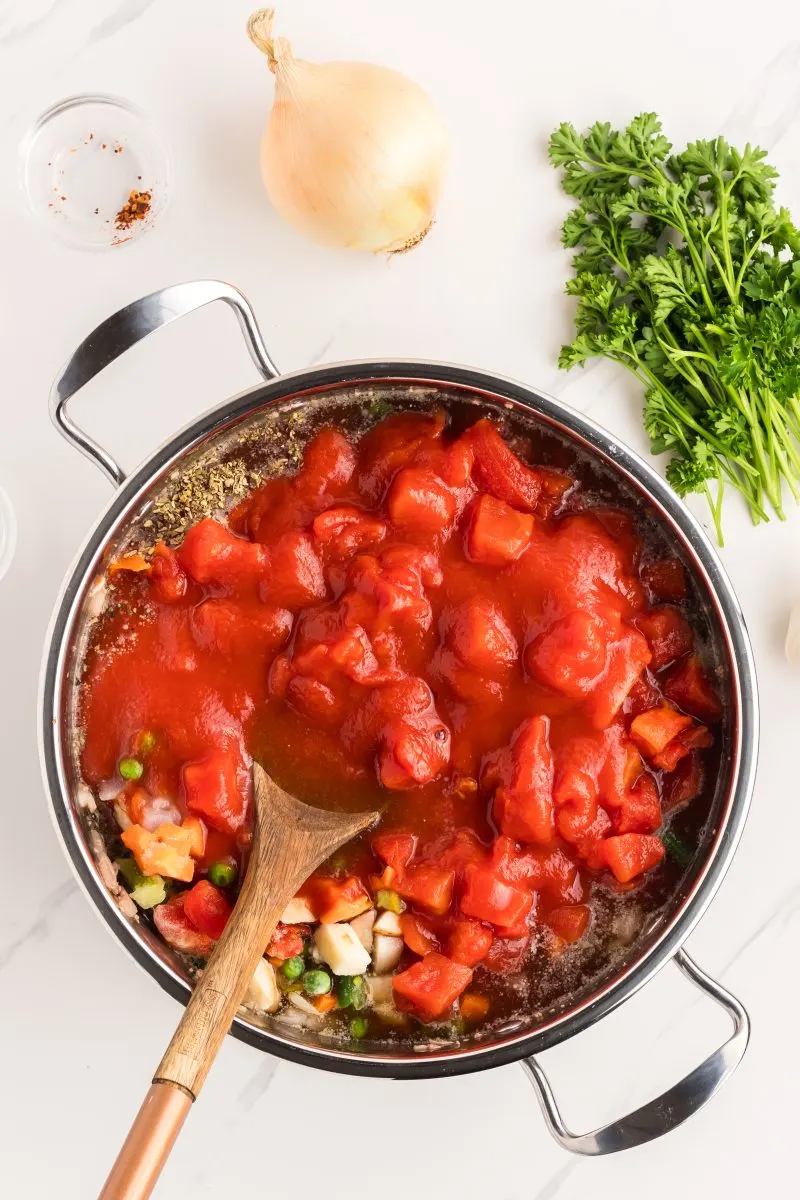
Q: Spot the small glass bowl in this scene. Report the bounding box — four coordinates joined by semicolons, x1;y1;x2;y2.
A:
19;94;171;250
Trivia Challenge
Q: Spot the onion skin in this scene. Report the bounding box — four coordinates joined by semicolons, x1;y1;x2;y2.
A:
249;11;448;253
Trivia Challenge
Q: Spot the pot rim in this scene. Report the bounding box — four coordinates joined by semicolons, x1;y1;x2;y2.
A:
39;358;758;1080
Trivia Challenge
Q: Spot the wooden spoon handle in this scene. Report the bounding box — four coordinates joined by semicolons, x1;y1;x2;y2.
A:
98;766;378;1200
98;1084;191;1200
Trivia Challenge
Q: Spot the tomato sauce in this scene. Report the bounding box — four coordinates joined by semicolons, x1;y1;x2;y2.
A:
79;409;721;1032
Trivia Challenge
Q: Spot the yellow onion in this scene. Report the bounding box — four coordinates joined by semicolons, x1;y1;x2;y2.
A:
247;9;449;253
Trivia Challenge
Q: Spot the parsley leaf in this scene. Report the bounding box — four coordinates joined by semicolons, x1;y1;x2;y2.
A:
550;113;800;541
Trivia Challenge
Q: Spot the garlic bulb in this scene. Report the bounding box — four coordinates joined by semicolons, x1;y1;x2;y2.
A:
785;603;800;667
247;9;448;252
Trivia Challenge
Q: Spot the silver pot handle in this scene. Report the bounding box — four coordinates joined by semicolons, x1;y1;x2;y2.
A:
50;280;279;487
522;950;749;1155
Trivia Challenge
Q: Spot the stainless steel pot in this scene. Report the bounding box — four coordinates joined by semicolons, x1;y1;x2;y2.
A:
40;280;758;1155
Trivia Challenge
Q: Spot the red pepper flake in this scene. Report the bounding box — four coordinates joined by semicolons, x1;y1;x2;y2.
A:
114;188;152;231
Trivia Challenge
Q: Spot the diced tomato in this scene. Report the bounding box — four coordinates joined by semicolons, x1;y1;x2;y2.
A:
183;880;233;940
190;598;292;659
553;764;597;812
153;893;214;958
413;434;476;489
378;721;450;790
461;863;533;935
575;807;613;870
150;542;187;603
392;952;473;1020
664;655;722;722
265;531;326;609
267;922;309;959
493;716;555;846
446;918;493;966
489;837;579;901
182;749;246;835
312;506;387;559
534;467;574;519
482;935;529;974
121;822;196;882
526;610;613;697
653;723;712;772
357;411;447;505
460;992;491;1021
615;774;662;834
443;598;518;678
625;672;663;716
177;519;269;591
387;467;456;535
596;726;638;808
372;832;417;872
296;428;356;500
585;626;652;729
395;864;455;915
602;834;665;883
465;494;534;565
555;786;599;844
286;675;343;726
399;912;441;957
545;904;591;943
630;705;694;760
664;752;703;811
310;876;372;924
468;419;543;511
634;607;694;670
427;829;488;881
642;559;688;602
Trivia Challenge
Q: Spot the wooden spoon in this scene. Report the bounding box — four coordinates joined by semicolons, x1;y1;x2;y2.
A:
99;764;380;1199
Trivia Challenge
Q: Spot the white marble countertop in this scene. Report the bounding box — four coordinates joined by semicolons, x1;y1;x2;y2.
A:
2;1;799;1196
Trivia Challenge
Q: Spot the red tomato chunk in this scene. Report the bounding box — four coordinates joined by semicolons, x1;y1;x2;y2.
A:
183;881;233;940
393;952;474;1020
466;494;534;564
79;411;718;1033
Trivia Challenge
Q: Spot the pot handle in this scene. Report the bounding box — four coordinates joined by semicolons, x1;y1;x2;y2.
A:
521;949;749;1155
50;280;279;486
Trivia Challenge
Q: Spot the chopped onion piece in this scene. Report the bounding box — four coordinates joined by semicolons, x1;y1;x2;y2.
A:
139;796;182;832
349;909;376;952
280;896;316;923
243;960;280;1014
287;992;322;1017
314;923;371;976
368;975;394;1005
372;932;404;974
373;910;403;937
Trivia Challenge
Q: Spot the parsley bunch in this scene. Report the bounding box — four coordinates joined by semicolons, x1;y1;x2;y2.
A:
549;113;800;542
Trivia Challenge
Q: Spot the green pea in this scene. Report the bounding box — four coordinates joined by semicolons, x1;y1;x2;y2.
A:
208;861;237;888
375;888;403;914
119;756;144;781
302;969;332;996
282;956;305;981
336;975;367;1010
349;1016;369;1040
